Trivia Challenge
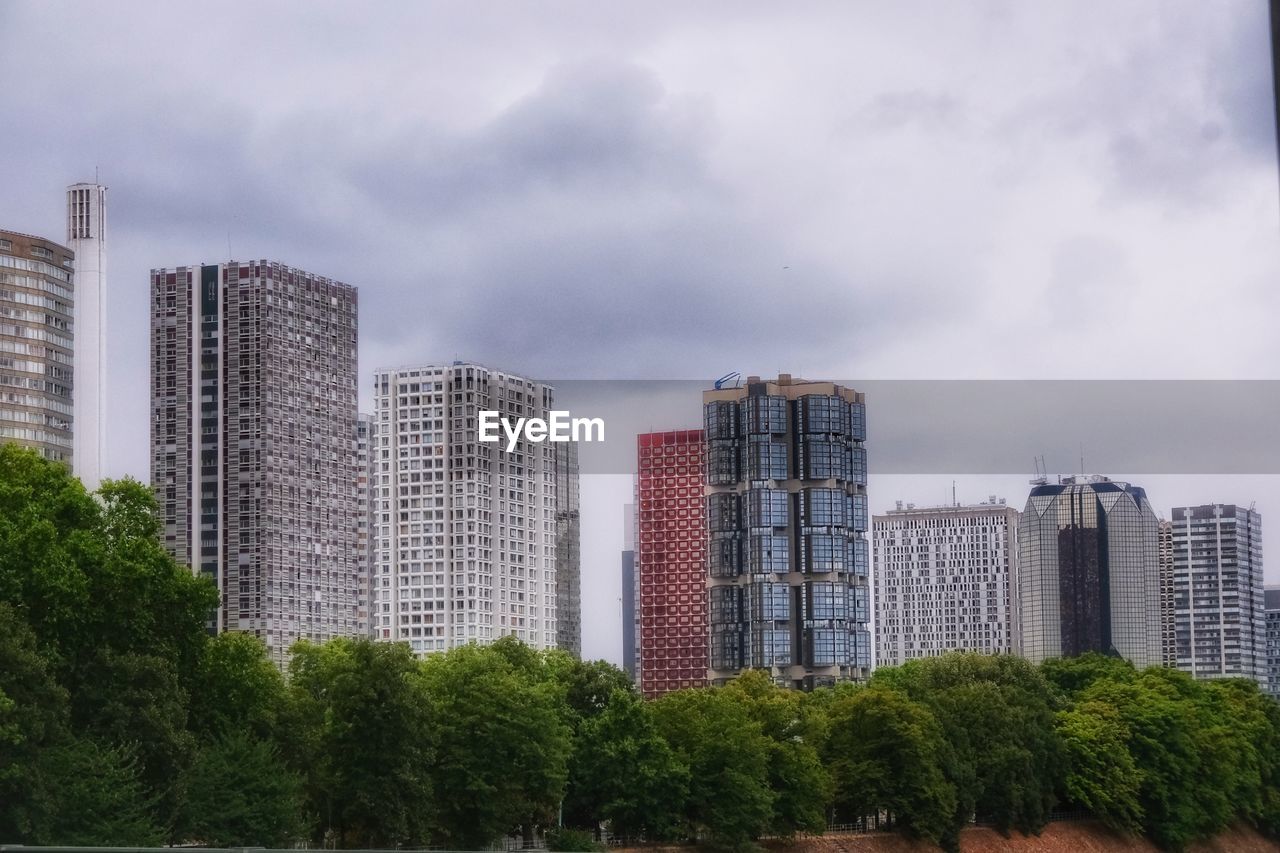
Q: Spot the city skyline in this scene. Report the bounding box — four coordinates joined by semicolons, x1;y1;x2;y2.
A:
3;1;1279;665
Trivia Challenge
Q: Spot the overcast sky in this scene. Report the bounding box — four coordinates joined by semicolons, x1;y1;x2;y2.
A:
2;1;1278;663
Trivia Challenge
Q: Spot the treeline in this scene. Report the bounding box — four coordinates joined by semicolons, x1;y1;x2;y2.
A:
3;446;1280;852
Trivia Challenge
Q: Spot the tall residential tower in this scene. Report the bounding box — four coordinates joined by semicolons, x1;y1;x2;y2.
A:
704;374;870;689
0;230;74;463
1171;504;1264;683
150;261;362;665
635;430;708;697
371;363;558;653
67;182;106;488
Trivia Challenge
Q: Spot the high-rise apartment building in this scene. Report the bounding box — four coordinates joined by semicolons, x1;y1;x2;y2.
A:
873;498;1018;668
371;363;557;653
150;261;361;665
1016;475;1161;667
555;441;581;657
0;230;74;463
1265;587;1280;699
704;375;870;689
1159;518;1176;667
66;182;106;489
635;430;708;697
357;413;375;637
1171;504;1264;683
621;502;637;680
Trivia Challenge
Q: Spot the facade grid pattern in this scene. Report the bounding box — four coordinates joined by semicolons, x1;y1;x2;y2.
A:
635;430;708;698
873;501;1018;668
0;231;74;463
704;375;870;690
1171;504;1264;684
372;364;558;654
150;261;362;666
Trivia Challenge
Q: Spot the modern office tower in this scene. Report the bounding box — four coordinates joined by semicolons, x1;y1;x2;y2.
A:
1159;519;1176;667
0;230;74;463
357;413;375;637
555;441;581;657
150;261;361;665
1171;504;1265;683
635;430;708;697
372;363;557;653
1266;587;1280;699
873;498;1018;668
621;502;637;680
1016;475;1161;667
704;374;870;689
66;182;106;489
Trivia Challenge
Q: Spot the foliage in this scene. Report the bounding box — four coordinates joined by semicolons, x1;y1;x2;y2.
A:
725;670;831;838
420;642;573;849
545;826;606;851
286;638;435;848
873;654;1064;836
565;688;688;840
651;687;775;849
176;730;305;846
188;631;286;742
824;686;958;851
1055;699;1144;833
27;738;163;846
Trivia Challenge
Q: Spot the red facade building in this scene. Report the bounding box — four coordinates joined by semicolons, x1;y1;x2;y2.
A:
635;430;708;697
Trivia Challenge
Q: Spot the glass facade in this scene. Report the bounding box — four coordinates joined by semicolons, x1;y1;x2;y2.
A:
1017;476;1161;667
704;377;869;688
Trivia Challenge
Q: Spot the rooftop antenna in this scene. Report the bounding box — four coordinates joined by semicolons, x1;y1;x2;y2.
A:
952;480;957;507
227;231;233;261
1080;443;1085;476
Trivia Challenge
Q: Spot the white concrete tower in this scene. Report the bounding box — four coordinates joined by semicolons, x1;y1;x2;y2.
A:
67;182;107;489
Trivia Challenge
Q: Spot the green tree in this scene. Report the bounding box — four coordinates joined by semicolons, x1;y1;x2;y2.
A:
0;602;69;840
27;738;163;846
545;651;636;726
824;686;957;851
651;687;774;849
1080;670;1211;850
725;670;831;837
1039;652;1135;698
565;689;688;840
874;654;1063;835
176;730;304;846
1055;699;1143;833
188;631;286;742
421;642;573;849
286;638;435;848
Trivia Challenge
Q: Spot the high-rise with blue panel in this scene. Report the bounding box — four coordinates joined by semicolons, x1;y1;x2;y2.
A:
704;374;869;689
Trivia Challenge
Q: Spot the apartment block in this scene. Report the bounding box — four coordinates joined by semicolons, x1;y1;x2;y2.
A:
0;230;74;463
1172;504;1264;683
150;261;361;665
635;430;708;697
371;363;558;653
873;498;1018;668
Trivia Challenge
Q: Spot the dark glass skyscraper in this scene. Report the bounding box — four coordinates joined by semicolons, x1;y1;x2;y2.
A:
1016;475;1161;667
704;374;869;689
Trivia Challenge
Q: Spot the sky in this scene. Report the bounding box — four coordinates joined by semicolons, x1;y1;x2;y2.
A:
2;1;1278;663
